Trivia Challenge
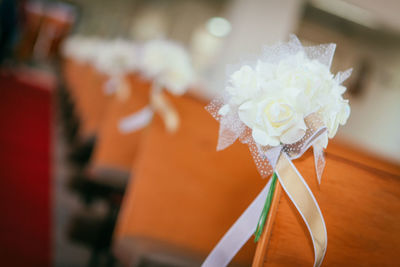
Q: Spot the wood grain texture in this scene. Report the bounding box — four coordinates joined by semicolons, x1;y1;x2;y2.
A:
252;183;282;267
257;145;400;266
114;93;266;266
90;74;151;172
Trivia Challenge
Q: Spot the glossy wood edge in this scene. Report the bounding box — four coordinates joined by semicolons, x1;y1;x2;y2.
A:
252;182;282;267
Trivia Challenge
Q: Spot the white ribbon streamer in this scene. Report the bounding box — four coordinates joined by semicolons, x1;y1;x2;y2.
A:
118;106;154;134
203;126;327;267
202;179;272;267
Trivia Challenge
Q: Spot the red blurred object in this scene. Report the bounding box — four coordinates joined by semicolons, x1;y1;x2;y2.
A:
17;1;44;60
0;70;53;266
33;3;76;60
17;1;76;61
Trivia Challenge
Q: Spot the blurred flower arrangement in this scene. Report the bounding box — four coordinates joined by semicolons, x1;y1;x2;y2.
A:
140;39;195;95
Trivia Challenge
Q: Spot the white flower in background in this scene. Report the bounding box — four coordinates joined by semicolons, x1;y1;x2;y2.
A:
61;35;81;58
94;39;138;76
63;37;140;95
220;51;350;147
226;65;259;105
140;39;195;95
62;36;106;64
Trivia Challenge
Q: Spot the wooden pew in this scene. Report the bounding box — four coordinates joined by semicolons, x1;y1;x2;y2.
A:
62;58;111;140
113;90;400;266
113;93;265;266
62;57;85;105
253;142;400;266
79;67;110;138
88;74;152;187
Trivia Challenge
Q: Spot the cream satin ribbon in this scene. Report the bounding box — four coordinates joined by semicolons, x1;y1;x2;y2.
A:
275;153;327;267
115;75;131;101
150;83;180;133
103;75;131;101
203;114;327;267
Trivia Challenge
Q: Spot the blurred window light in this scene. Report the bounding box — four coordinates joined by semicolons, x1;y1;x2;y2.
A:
190;26;224;72
206;17;231;37
310;0;380;29
130;10;167;41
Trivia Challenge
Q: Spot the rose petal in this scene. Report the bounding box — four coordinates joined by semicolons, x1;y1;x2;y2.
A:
238;101;256;128
328;120;339;138
297;117;307;130
338;103;350;124
252;127;280;146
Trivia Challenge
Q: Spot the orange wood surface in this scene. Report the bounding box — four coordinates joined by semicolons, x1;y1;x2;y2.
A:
90;74;152;172
63;58;111;139
62;57;84;104
111;88;400;266
78;67;110;138
114;93;266;265
63;58;93;136
255;144;400;266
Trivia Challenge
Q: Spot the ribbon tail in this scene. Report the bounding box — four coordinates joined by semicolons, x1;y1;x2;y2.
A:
275;153;327;267
202;179;272;267
115;75;131;101
118;105;154;134
313;145;326;184
150;84;180;133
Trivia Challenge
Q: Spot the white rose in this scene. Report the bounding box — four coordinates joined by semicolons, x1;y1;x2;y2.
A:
320;98;350;139
238;93;306;146
274;52;350;140
226;65;259;104
312;79;350;139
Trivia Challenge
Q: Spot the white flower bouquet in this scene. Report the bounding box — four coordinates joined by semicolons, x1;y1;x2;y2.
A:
220;51;350;147
203;35;352;267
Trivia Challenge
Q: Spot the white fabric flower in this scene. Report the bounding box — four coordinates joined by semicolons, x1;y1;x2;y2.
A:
219;50;350;147
140;39;195;95
226;65;259;105
238;88;307;146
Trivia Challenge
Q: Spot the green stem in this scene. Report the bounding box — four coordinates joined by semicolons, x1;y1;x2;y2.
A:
254;172;278;242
